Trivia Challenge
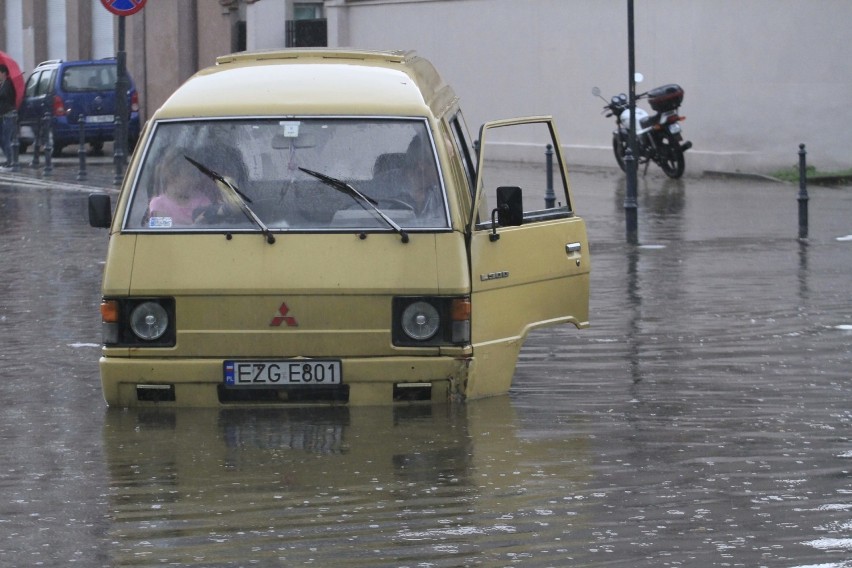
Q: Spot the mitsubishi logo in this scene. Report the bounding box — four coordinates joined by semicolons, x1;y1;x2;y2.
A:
270;302;298;327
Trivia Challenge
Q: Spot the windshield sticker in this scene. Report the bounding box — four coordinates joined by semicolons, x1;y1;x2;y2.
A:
281;121;300;137
148;216;174;228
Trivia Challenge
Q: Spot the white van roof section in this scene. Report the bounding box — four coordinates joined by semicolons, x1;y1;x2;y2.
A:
155;49;458;120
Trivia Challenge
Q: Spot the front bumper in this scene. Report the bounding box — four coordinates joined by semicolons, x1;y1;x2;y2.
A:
100;355;472;407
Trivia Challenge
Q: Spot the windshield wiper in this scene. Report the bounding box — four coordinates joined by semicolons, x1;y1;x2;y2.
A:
298;167;409;243
184;156;276;244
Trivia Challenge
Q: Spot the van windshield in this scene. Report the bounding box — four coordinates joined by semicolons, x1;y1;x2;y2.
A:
123;118;449;232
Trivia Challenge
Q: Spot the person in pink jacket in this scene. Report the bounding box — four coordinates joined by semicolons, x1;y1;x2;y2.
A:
147;149;214;227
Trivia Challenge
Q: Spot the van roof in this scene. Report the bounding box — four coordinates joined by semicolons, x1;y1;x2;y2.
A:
154;49;459;121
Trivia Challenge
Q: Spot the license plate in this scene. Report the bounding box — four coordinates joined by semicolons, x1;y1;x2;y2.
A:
224;360;342;387
85;114;114;124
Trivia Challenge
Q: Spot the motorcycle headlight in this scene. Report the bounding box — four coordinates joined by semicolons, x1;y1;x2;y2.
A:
130;301;170;341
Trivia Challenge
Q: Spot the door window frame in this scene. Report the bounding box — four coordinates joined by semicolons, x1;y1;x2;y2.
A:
471;116;574;233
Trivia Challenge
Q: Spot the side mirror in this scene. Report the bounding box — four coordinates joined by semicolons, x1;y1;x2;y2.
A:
88;193;112;228
489;186;523;241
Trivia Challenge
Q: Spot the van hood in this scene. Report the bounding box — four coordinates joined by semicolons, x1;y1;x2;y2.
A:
106;232;468;358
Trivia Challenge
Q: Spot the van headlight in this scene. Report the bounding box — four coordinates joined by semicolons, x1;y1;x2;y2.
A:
393;297;470;347
100;297;175;347
130;301;170;341
401;301;440;340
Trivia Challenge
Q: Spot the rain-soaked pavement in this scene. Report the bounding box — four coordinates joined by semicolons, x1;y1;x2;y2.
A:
0;157;850;567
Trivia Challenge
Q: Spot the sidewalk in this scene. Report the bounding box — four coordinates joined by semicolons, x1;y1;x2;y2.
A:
0;145;120;192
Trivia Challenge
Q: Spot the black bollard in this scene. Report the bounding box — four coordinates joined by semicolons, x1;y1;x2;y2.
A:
544;144;555;209
113;136;126;185
30;112;43;168
43;113;53;176
797;143;809;240
624;146;638;244
10;111;20;171
77;115;87;181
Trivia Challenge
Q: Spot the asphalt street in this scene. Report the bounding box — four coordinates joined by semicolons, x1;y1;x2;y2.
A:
1;142;850;566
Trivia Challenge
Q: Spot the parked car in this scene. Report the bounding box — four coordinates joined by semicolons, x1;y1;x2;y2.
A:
88;49;591;407
17;58;140;156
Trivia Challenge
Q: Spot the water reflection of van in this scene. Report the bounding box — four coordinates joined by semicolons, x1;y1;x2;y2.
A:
102;400;592;563
88;49;590;407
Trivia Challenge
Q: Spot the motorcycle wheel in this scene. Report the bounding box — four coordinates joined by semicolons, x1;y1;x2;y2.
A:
658;136;685;179
612;135;627;172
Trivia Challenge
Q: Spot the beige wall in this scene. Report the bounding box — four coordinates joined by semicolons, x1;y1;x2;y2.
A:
5;0;849;173
65;0;93;62
125;1;240;123
325;0;852;173
245;0;288;51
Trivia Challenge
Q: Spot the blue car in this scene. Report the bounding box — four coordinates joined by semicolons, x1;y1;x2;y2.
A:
17;58;141;156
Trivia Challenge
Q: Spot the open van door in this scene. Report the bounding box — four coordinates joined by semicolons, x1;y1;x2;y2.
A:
466;117;590;397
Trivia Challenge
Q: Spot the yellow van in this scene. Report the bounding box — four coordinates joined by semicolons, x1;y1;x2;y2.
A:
88;49;590;406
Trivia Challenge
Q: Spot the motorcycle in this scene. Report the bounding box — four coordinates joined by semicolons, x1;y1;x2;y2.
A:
593;81;692;179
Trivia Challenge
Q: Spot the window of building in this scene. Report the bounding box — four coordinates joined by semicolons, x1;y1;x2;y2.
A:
287;3;327;47
294;3;323;20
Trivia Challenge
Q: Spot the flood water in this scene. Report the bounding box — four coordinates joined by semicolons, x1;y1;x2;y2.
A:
0;170;850;567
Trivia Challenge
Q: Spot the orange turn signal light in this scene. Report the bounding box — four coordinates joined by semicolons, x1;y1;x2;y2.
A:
100;300;120;323
451;298;471;321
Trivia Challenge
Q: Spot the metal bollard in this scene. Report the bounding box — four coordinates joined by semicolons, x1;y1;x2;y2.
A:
797;143;809;240
113;136;126;185
9;111;20;171
30;113;43;168
624;146;638;244
76;114;87;181
42;113;53;176
544;144;555;209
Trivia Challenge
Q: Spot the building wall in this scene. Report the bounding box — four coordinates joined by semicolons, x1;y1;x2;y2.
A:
2;0;850;173
1;0;26;70
245;0;287;51
125;1;240;121
325;0;852;172
132;2;197;122
65;0;93;62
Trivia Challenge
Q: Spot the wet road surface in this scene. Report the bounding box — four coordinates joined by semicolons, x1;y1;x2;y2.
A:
0;168;850;567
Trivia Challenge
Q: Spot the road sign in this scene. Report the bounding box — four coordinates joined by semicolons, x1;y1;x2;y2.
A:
100;0;146;17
